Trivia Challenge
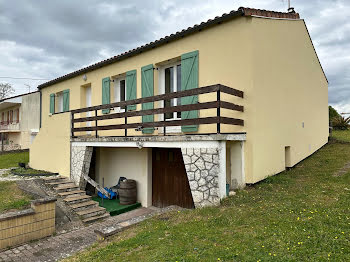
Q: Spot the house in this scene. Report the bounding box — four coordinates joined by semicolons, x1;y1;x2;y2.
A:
29;7;328;208
0;91;40;151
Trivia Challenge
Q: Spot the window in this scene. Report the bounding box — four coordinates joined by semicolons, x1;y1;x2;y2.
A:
50;90;69;115
1;112;4;125
56;92;64;113
16;109;19;123
163;63;181;120
13;109;18;123
114;77;126;112
9;110;13;123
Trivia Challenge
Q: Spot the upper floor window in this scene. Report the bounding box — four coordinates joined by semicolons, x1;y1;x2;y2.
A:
9;110;13;123
1;112;4;125
114;77;126;112
161;62;182;120
56;92;64;113
50;89;70;114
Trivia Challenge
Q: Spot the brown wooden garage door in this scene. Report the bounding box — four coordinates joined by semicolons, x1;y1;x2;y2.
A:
152;148;194;209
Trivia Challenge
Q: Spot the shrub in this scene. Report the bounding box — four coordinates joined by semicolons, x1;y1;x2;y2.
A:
329;106;340;123
332;115;350;130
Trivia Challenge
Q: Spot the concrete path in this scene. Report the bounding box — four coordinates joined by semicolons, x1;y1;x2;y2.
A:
0;207;170;262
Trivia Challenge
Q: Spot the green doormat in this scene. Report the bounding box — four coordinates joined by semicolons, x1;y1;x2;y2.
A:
92;197;141;216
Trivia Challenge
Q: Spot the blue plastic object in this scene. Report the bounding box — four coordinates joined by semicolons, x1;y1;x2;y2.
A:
226;183;230;196
98;187;117;200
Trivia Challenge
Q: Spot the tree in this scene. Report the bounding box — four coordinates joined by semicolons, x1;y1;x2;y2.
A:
329;106;340;121
0;83;15;100
332;115;350;130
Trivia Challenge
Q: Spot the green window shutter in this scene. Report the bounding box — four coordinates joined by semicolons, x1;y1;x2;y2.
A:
50;94;55;114
102;77;110;114
141;64;154;134
63;89;70;112
181;50;199;132
126;70;137;111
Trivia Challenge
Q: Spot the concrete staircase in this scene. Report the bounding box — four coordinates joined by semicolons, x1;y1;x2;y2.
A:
44;176;110;224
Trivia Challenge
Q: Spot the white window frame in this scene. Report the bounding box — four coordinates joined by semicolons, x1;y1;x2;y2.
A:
158;61;182;133
113;77;127;113
85;86;92;134
56;92;64;113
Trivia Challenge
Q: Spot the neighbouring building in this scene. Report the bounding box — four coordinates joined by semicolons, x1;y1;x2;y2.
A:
30;7;328;208
0;92;40;151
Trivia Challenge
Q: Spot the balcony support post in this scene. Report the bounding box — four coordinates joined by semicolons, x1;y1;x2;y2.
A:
125;114;127;137
95;110;98;138
71;112;74;138
217;89;221;134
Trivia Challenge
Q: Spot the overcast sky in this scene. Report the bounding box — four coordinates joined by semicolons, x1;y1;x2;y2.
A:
0;0;349;112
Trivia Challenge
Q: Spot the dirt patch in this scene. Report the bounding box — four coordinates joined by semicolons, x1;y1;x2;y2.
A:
333;161;350;177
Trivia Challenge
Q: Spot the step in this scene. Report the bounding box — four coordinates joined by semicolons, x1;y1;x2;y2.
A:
69;200;98;211
82;213;110;224
54;183;79;192
43;176;65;182
46;180;72;186
64;195;91;204
76;206;106;219
58;190;85;197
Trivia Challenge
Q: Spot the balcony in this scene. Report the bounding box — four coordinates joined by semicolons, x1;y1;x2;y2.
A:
0;122;20;132
71;84;244;138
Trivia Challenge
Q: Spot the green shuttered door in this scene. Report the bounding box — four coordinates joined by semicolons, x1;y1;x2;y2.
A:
63;89;70;112
181;50;199;132
141;64;154;134
50;94;55;114
126;70;137;111
102;77;110;114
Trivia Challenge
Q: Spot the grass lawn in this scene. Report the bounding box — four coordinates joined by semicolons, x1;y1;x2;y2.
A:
66;133;350;262
10;167;52;176
0;181;32;213
331;129;350;143
0;151;29;169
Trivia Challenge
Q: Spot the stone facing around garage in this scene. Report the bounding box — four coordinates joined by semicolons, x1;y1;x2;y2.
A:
71;145;93;189
181;148;220;207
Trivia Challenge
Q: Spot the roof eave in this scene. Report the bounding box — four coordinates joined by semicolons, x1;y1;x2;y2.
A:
37;10;244;90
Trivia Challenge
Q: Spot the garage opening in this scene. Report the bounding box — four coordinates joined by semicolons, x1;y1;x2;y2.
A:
152;148;194;209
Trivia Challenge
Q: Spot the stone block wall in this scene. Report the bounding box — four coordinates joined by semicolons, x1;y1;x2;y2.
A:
181;148;220;207
0;198;56;250
71;146;93;189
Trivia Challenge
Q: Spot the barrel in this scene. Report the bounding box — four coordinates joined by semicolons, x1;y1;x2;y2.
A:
118;179;137;205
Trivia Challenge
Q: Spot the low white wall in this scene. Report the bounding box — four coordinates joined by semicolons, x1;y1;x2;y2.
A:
95;147;152;207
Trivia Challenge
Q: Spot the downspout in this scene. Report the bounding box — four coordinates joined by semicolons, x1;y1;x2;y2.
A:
39;90;42;129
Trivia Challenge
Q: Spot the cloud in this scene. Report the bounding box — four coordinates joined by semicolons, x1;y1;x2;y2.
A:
0;0;348;112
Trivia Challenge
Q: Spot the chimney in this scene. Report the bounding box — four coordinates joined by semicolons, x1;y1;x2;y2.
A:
288;7;296;13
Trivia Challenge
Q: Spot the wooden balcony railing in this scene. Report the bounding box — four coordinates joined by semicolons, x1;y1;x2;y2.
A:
71;84;244;138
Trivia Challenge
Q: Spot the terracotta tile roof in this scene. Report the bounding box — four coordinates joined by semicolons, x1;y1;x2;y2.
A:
240;7;300;19
38;7;300;89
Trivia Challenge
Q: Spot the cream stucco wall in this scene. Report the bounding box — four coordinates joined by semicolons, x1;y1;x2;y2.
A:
95;147;152;207
30;112;71;176
30;15;328;185
30;16;252;177
246;18;329;183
